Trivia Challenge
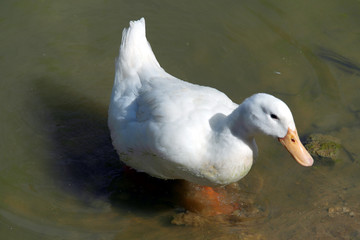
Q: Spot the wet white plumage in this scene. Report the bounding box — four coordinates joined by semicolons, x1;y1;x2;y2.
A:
108;18;298;186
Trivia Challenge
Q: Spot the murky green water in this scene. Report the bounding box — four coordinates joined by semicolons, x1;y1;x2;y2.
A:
1;0;360;239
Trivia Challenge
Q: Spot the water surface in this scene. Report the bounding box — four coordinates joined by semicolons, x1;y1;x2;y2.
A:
1;0;360;239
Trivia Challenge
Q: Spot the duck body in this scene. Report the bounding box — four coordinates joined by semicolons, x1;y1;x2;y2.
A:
108;18;313;187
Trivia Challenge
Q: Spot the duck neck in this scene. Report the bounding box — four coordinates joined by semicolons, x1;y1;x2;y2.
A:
226;104;258;141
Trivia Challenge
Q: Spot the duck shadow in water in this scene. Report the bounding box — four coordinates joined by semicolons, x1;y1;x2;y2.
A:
33;79;179;215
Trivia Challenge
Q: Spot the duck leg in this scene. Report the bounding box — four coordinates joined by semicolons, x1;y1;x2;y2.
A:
177;181;239;216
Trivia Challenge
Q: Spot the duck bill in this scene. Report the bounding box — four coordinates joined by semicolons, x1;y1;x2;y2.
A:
278;128;314;167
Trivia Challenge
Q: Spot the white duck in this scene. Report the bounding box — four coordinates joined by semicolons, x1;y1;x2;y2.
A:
108;18;313;188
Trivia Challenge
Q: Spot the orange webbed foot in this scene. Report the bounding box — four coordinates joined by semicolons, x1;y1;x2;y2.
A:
177;181;239;216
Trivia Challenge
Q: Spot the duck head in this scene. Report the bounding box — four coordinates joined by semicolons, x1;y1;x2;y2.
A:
232;93;313;167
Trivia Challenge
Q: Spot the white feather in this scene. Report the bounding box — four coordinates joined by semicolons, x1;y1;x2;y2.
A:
108;18;298;186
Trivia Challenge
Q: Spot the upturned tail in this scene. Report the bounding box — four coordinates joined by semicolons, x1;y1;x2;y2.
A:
115;18;162;87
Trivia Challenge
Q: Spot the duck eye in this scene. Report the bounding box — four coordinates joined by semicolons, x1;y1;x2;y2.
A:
270;113;279;120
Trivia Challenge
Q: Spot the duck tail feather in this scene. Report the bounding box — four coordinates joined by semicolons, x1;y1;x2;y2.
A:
116;18;161;78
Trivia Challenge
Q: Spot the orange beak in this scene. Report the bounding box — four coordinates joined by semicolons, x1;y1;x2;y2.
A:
278;128;314;167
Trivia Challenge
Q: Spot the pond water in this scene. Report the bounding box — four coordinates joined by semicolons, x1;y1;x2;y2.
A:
1;0;360;239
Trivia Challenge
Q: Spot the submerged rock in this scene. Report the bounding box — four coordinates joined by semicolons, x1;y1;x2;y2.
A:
328;206;355;218
171;211;209;227
304;134;341;166
171;208;264;227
